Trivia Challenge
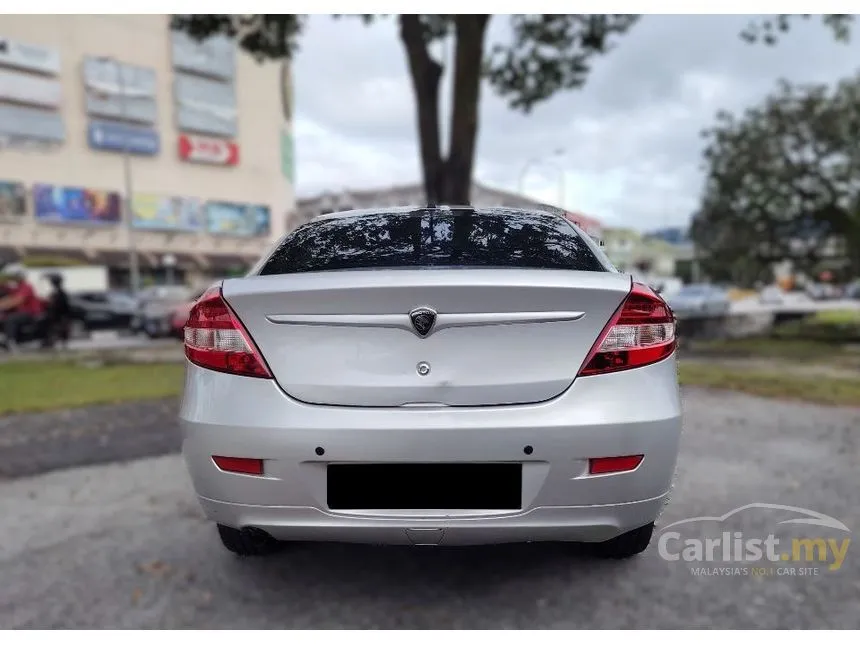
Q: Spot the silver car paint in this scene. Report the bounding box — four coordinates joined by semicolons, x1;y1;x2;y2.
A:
180;351;682;546
222;269;632;407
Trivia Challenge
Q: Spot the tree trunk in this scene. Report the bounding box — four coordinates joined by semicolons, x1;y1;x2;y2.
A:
443;15;490;205
399;15;445;204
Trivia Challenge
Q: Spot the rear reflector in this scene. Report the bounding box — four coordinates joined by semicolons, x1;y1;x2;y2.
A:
588;455;644;475
578;282;676;376
212;456;264;476
184;285;272;379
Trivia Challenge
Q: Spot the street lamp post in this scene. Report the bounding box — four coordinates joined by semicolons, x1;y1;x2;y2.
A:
97;56;140;297
517;148;566;208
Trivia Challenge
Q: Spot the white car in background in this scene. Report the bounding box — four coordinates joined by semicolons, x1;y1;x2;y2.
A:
758;285;785;305
666;284;731;318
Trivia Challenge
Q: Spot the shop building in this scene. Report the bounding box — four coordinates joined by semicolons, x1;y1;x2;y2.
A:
0;15;295;288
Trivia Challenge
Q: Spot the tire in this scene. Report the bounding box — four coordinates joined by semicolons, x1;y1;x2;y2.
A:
217;524;283;557
591;522;655;559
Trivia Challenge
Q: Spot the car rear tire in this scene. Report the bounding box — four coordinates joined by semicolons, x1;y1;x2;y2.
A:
591;522;655;559
217;524;284;557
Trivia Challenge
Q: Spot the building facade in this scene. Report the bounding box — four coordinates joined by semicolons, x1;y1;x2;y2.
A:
292;181;603;239
0;15;294;287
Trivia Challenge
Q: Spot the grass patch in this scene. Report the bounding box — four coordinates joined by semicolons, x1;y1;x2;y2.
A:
688;309;860;367
0;361;185;415
772;309;860;344
679;363;860;407
687;336;858;365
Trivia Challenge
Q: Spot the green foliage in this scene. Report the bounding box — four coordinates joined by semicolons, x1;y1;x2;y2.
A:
691;73;860;286
484;15;640;112
742;14;854;45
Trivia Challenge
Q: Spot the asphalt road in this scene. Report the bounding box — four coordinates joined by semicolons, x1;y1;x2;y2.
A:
0;389;858;628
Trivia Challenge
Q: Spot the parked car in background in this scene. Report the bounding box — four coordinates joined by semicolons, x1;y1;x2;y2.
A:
666;284;731;318
846;280;860;300
651;277;683;299
168;289;206;339
132;285;193;338
805;282;842;300
758;285;785;305
69;290;138;335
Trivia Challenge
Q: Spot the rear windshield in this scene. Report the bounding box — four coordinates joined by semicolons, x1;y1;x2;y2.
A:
258;208;607;275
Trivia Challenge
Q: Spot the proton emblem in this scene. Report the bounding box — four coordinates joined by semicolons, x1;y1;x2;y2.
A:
409;307;437;338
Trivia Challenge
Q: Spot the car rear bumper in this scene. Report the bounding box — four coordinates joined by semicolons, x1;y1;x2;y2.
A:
195;494;668;545
179;355;682;545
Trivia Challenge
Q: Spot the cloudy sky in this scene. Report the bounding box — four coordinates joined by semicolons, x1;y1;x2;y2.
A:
291;15;856;231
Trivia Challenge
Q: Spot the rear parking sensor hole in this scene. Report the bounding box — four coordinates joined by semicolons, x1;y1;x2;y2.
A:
523;445;534;455
315;447;325;456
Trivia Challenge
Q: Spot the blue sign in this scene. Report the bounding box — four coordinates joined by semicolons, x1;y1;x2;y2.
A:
33;184;121;225
87;120;159;156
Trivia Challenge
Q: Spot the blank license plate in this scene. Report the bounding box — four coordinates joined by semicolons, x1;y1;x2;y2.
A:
327;463;523;510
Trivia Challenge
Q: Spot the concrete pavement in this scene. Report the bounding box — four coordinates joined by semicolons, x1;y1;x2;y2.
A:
0;389;858;628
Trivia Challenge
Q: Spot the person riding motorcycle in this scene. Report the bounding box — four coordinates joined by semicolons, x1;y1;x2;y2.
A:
0;265;46;352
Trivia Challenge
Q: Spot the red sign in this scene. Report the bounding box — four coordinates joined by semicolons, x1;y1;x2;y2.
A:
178;134;239;166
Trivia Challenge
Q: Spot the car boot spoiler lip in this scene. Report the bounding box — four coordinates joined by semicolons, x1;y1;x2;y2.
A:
265;310;587;333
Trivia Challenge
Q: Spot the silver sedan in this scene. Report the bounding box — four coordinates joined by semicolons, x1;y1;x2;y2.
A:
179;206;682;558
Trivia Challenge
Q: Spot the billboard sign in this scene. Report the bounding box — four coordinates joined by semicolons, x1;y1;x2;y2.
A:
0;180;26;222
132;194;203;232
0;103;64;143
206;201;270;237
0;38;60;75
0;69;61;107
88;120;160;156
82;57;158;124
177;133;238;165
171;31;235;80
174;73;236;137
33;184;121;225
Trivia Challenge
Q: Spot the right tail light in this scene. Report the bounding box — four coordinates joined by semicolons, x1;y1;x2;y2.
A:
578;282;676;376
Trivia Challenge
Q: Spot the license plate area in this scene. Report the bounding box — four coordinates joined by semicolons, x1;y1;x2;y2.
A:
327;463;523;511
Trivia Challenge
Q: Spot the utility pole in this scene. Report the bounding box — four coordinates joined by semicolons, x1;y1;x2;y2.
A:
98;56;140;296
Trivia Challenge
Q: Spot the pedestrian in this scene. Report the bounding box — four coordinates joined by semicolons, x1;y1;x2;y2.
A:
44;273;72;349
0;265;45;352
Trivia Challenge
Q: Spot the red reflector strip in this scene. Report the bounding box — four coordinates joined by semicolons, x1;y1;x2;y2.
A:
212;456;264;476
588;455;643;475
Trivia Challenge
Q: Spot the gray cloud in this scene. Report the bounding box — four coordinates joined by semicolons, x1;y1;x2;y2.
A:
292;15;859;230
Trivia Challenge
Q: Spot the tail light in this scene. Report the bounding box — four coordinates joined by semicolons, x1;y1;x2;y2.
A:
578;282;676;376
184;285;272;378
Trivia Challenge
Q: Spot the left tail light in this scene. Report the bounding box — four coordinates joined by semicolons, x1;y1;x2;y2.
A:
578;282;676;376
184;285;272;379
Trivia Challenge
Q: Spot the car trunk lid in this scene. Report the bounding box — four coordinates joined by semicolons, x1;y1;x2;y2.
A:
223;269;631;407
